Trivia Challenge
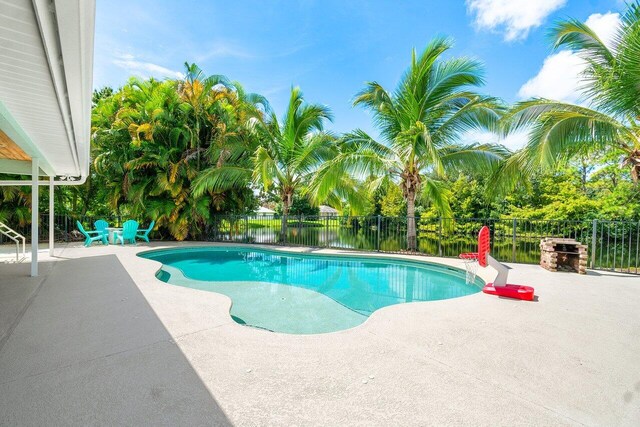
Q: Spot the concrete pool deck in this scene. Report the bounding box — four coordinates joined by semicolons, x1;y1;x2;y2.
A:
1;242;639;426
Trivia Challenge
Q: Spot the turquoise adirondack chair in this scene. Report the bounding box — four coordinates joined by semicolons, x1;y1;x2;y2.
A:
94;219;109;237
135;220;155;243
76;221;108;247
115;220;139;245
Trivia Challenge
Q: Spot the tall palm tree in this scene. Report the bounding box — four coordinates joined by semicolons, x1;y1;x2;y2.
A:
193;86;336;240
315;38;505;251
499;2;640;187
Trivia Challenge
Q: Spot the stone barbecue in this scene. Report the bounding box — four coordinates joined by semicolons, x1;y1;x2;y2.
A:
540;238;588;274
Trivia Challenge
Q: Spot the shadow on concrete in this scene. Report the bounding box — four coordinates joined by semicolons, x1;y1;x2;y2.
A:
0;255;231;426
0;262;54;349
585;269;640;278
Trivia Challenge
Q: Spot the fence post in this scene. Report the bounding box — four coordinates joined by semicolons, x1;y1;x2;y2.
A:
377;215;381;252
245;215;249;243
438;217;443;257
283;214;287;245
325;216;329;248
512;218;517;263
591;219;597;269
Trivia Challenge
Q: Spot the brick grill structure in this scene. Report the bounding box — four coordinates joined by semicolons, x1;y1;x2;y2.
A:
540;238;588;274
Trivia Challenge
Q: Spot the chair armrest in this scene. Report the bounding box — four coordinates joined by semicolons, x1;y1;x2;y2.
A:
85;230;102;235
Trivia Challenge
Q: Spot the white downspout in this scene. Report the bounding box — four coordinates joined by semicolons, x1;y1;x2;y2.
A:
0;176;88;186
31;158;39;277
0;156;91;187
49;176;54;257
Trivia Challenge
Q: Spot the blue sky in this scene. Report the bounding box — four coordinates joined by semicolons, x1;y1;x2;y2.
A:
94;0;625;147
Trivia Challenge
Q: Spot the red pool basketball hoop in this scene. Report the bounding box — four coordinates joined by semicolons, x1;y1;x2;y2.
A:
461;226;535;301
477;226;490;268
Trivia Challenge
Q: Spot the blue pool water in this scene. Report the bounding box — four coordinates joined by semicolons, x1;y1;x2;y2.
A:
139;247;482;334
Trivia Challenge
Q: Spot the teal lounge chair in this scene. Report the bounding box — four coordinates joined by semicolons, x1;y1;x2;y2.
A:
136;220;155;243
115;220;139;245
94;219;109;237
77;221;108;247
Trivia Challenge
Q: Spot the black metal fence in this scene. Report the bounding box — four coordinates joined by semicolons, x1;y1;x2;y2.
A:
2;214;638;274
202;215;640;274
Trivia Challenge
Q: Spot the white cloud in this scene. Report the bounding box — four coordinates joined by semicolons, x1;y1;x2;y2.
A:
466;0;566;41
518;50;585;102
517;12;621;102
112;54;184;80
464;129;530;151
500;131;530;150
194;45;255;63
584;12;620;48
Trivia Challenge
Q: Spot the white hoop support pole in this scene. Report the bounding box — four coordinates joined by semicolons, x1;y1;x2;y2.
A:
486;254;509;287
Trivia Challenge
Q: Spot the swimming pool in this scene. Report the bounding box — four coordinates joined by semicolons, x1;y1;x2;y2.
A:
139;247;483;334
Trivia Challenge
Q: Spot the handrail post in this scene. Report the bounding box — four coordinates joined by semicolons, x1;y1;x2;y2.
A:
512;218;517;263
591;219;598;269
377;215;381;252
0;222;27;263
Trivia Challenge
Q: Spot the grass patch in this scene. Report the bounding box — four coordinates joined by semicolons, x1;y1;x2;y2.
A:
247;219;325;229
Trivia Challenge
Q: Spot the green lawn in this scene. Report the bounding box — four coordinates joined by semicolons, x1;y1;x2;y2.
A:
247;218;325;229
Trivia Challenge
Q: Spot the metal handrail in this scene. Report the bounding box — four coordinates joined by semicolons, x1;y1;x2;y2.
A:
0;221;26;263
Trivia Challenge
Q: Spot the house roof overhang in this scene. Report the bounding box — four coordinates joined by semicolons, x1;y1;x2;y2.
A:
0;0;95;179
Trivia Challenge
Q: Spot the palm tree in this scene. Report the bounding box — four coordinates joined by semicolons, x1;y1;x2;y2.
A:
92;64;266;240
193;86;336;240
499;2;640;187
315;38;505;251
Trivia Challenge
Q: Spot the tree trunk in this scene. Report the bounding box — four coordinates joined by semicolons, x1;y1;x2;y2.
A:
280;191;292;243
280;205;288;243
630;153;640;184
401;169;421;252
406;190;417;251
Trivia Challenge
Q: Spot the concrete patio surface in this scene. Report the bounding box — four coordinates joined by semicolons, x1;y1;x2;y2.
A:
1;241;639;426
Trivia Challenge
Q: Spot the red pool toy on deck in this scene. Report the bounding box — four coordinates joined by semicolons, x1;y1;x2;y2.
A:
461;226;535;301
482;283;535;301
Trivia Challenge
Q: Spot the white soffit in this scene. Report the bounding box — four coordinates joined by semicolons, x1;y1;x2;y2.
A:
0;0;95;177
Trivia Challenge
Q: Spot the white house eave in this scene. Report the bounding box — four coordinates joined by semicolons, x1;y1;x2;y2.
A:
32;0;81;175
0;100;53;176
32;0;95;179
0;0;95;181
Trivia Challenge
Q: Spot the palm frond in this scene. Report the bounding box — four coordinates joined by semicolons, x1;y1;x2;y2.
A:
421;179;452;218
191;166;252;198
551;19;615;62
439;143;508;177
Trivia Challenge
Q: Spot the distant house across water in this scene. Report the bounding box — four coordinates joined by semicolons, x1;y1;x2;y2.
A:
255;206;276;219
319;205;338;217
